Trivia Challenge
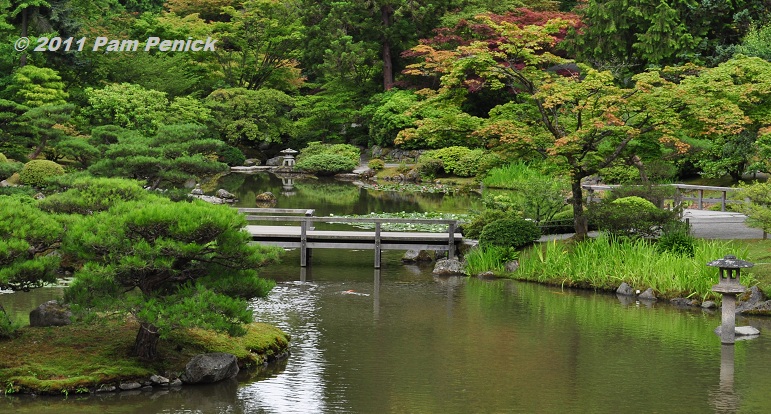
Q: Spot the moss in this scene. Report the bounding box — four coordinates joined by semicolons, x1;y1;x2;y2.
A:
0;319;289;395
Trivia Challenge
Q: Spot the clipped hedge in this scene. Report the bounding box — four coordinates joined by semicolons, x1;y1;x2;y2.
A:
0;153;7;163
19;160;65;187
479;218;541;249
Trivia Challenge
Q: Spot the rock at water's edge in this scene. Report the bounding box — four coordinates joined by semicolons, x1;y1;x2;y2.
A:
181;353;239;384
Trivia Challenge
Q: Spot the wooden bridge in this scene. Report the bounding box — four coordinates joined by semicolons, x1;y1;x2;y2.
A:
238;208;462;268
583;183;742;211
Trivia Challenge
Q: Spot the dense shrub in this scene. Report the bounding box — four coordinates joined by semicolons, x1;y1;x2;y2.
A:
368;158;385;170
605;184;678;209
219;145;246;167
416;158;443;179
656;222;695;257
296;153;358;175
298;142;360;165
462;209;509;239
19;160;65;187
0;153;7;163
479;218;541;249
419;146;485;177
588;195;678;239
38;177;149;214
0;161;23;180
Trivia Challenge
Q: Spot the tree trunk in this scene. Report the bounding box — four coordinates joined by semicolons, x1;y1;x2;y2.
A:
631;154;649;184
381;5;394;90
571;179;588;240
28;136;47;160
133;322;160;360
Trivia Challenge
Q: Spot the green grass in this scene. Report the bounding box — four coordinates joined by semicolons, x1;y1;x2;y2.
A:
513;235;754;302
464;246;517;276
737;239;771;295
0;319;289;395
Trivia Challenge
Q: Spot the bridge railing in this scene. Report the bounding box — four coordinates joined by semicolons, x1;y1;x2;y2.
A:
582;184;743;212
237;208;461;267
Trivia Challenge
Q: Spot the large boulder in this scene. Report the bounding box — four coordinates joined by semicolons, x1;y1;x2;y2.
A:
402;249;433;263
29;300;72;327
432;258;466;275
181;353;239;384
737;286;771;315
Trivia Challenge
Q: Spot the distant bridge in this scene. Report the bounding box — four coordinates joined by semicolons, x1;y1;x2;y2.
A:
238;208;462;268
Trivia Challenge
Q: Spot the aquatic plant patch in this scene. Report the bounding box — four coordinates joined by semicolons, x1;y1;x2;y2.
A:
327;211;470;232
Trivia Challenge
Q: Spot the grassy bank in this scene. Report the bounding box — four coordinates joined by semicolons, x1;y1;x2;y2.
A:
509;235;758;302
0;319;289;395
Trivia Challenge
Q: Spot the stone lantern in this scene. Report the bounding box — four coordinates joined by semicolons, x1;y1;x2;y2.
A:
280;148;298;167
707;255;754;344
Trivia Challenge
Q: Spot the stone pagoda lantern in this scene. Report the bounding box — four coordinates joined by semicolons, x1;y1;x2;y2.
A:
281;148;298;167
707;255;755;344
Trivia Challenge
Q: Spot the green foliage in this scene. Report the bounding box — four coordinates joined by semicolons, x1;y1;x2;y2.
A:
88;124;228;189
290;84;366;145
62;196;279;358
38;177;149;215
604;184;678;209
462;209;509;239
0;307;20;339
479;218;541;249
18;159;65;187
416;158;443;180
396;108;484;149
296;154;358;176
219;145;246;167
482;162;569;223
0;160;22;180
419;146;484;177
0;195;63;291
517;235;751;301
206;88;294;146
736;23;771;61
367;158;385;170
656;222;695;257
464;246;519;276
52;138;100;168
0;153;6;163
588;195;678;239
6;65;68;108
298;141;360;164
736;182;771;233
365;89;419;147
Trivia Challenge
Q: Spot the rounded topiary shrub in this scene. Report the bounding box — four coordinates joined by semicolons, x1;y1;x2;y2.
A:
479;218;541;249
0;152;8;163
296;153;358;176
611;196;658;211
368;158;385;171
19;160;66;187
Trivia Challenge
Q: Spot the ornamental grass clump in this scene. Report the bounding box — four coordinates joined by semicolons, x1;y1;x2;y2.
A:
516;234;753;302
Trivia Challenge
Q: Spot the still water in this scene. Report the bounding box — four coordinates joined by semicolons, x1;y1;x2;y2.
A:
3;173;771;413
4;249;771;413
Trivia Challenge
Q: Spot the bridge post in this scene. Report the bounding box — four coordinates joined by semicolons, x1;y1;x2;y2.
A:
448;222;456;259
721;191;727;212
698;189;704;210
374;222;382;268
300;218;308;267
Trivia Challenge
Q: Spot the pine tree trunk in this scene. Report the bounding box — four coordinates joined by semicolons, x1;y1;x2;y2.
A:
133;322;160;360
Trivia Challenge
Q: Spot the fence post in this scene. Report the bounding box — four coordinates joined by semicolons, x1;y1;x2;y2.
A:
698;189;704;210
721;191;727;212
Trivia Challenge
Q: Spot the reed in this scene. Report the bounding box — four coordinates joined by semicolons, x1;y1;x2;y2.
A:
482;162;538;189
464;246;518;276
515;235;754;301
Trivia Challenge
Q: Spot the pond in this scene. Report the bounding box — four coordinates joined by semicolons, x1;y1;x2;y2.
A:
2;173;771;413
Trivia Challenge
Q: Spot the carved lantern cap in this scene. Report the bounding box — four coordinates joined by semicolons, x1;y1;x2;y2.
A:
280;148;298;156
707;255;754;270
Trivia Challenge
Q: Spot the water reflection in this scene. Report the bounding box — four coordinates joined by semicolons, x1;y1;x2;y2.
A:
710;344;739;413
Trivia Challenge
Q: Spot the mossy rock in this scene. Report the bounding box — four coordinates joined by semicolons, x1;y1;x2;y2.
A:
19;160;65;187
